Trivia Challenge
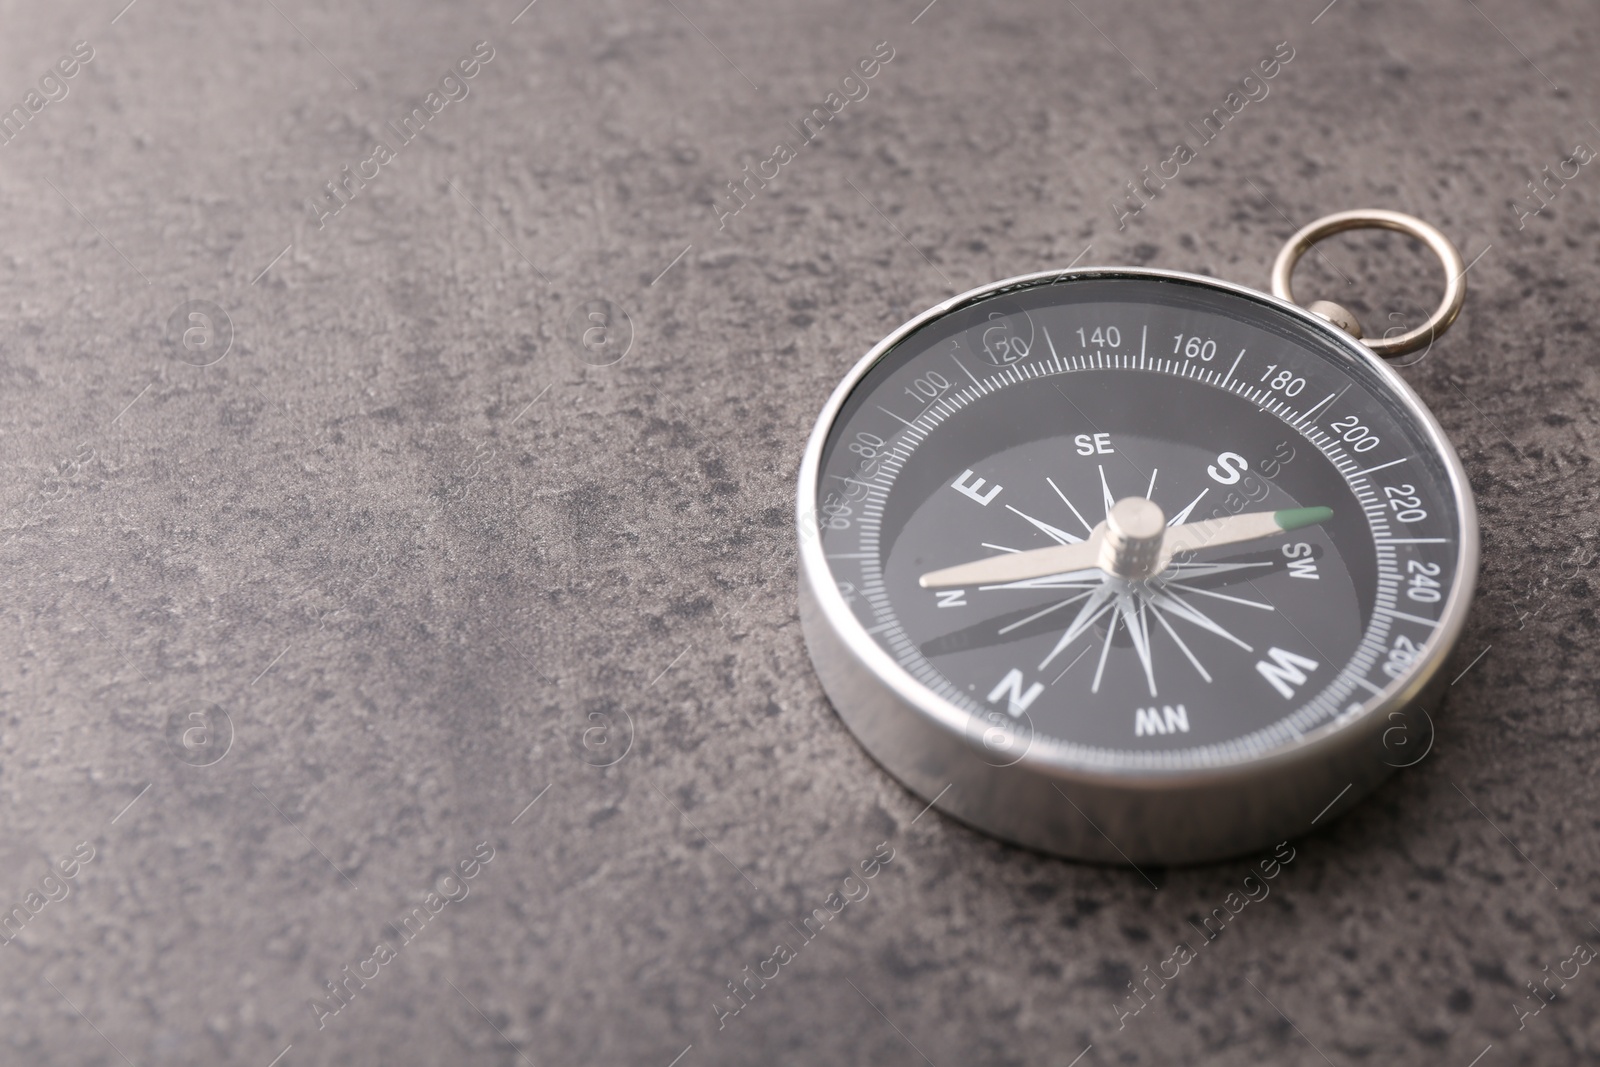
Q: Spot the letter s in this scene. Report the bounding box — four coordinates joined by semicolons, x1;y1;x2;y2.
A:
473;41;495;63
1274;41;1295;62
1207;452;1248;484
73;41;96;62
873;40;895;62
473;841;495;863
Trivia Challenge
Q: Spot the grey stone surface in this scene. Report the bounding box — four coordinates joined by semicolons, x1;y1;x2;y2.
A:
1;0;1598;1064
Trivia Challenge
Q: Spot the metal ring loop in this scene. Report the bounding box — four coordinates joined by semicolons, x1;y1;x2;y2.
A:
1269;209;1466;359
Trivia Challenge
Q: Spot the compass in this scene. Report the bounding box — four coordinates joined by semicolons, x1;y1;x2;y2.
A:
797;210;1479;864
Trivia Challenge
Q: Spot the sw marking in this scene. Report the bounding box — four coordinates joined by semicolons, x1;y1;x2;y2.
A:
1283;541;1320;579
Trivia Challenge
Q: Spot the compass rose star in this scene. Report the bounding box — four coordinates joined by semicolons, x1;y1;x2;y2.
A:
927;481;1327;695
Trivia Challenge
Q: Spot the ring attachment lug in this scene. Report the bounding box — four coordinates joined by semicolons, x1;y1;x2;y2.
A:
1270;209;1464;359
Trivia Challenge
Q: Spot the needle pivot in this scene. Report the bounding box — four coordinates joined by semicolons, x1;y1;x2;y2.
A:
917;501;1334;589
1099;497;1166;579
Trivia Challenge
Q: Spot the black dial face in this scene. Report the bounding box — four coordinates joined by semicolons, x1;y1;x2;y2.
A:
814;274;1466;769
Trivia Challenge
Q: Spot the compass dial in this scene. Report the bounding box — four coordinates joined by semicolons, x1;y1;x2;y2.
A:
809;274;1471;773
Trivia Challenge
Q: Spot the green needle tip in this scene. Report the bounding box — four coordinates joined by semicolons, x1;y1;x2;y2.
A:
1274;506;1334;531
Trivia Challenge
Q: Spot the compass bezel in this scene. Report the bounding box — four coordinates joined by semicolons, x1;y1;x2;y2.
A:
797;266;1479;863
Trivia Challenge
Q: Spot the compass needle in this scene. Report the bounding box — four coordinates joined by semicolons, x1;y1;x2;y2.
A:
803;217;1478;861
920;504;1332;588
980;575;1103;591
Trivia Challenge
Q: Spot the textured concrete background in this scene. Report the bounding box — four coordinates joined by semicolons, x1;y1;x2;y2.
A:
1;0;1598;1064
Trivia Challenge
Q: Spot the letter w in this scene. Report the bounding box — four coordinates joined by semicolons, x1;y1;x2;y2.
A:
1256;647;1319;699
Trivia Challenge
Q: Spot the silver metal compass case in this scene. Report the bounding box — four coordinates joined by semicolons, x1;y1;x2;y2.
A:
796;265;1479;866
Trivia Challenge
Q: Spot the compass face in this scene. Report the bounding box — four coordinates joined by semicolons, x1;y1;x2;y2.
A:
810;273;1470;771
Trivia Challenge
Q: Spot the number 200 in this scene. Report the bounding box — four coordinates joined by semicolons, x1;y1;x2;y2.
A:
1330;415;1381;453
